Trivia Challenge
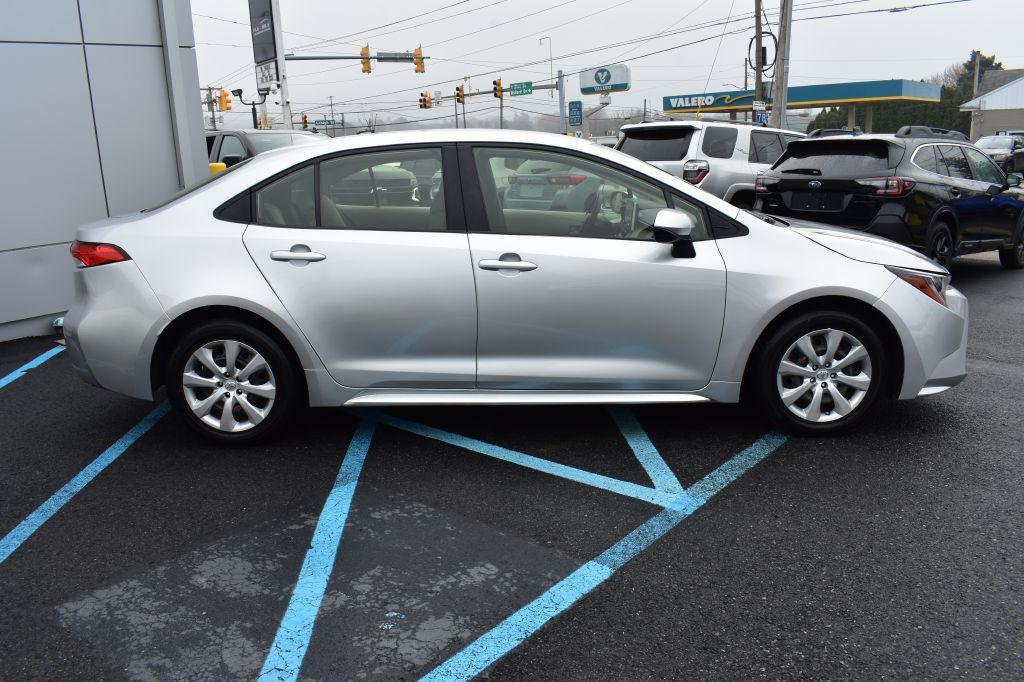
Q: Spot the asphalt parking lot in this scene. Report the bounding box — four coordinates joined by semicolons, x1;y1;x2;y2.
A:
1;253;1022;681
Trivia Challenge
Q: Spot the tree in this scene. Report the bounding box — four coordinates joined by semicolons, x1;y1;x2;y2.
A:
808;51;1003;135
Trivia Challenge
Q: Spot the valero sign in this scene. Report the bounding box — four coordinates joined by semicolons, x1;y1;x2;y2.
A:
580;64;630;95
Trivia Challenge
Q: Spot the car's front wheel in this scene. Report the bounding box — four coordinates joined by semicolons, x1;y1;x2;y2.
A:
166;321;299;444
998;228;1024;270
755;312;888;434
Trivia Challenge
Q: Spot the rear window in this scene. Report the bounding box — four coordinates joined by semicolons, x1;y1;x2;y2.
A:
773;140;894;177
701;126;738;159
618;127;694;161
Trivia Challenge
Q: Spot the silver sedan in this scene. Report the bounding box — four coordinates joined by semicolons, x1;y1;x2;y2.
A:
64;130;968;443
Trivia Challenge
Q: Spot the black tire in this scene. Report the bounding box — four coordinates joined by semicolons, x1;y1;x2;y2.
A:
165;320;299;444
998;224;1024;270
927;222;954;269
754;311;889;435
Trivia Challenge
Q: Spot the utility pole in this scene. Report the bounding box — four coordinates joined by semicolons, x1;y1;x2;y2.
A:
970;50;982;140
499;94;504;129
205;86;217;130
768;0;792;130
328;95;335;137
754;0;764;102
557;69;567;134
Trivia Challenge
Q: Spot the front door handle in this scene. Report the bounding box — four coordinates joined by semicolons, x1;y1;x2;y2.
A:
478;258;538;272
271;247;326;262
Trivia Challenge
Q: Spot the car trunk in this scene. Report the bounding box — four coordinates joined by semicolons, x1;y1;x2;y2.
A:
761;139;902;228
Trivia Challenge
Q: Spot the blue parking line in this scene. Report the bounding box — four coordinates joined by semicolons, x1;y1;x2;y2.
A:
0;401;169;566
421;430;788;682
371;412;678;507
607;407;685;495
0;345;64;390
258;419;376;682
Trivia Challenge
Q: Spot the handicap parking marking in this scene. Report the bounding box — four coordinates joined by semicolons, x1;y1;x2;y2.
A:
0;401;169;566
0;345;64;391
259;406;789;681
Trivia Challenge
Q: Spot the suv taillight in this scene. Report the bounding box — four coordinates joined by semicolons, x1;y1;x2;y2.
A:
856;177;916;196
70;241;130;268
681;160;709;184
755;175;780;193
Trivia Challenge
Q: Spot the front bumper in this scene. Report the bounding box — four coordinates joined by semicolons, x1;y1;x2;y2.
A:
874;278;968;400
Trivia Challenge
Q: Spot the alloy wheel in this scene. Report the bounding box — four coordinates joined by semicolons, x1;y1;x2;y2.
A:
932;231;952;267
775;328;873;424
182;339;276;433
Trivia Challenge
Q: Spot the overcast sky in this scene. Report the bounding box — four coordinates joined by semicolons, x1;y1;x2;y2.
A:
190;0;1020;127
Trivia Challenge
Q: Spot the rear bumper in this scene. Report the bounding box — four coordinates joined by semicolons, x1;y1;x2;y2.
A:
873;280;968;400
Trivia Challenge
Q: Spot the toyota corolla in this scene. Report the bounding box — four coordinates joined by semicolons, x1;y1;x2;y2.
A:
64;130;968;443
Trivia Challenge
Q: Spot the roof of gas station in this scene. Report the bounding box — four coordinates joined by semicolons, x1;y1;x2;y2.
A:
662;79;941;114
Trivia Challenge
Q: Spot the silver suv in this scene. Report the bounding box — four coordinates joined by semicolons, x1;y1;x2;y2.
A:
616;121;805;208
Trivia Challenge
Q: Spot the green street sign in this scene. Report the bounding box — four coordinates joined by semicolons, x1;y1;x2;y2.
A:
509;81;533;97
312;119;335;126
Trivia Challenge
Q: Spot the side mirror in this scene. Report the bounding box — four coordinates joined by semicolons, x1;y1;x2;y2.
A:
988;183;1005;196
222;154;243;167
652;209;697;258
1007;173;1022;188
209;162;227;174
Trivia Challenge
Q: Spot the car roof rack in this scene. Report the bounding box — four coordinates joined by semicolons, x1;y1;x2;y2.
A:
894;125;969;141
807;127;862;137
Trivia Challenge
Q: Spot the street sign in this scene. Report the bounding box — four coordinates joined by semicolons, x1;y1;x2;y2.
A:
580;64;630;95
568;100;583;127
752;100;766;111
755;111;769;125
313;119;335;126
509;81;533;96
255;60;279;93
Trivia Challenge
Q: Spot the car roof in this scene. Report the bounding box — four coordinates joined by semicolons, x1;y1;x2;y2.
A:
620;120;801;136
205;128;320;136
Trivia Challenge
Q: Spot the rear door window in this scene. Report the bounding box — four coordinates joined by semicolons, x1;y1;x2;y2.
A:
912;145;941;174
749;131;785;164
938;145;973;180
618;127;694;161
701;127;738;159
773;140;892;177
254;165;316;227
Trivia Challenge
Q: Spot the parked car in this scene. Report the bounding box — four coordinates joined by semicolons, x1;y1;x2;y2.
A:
615;120;805;208
975;134;1024;173
205;129;325;172
65;130;967;444
755;126;1024;269
589;135;619;148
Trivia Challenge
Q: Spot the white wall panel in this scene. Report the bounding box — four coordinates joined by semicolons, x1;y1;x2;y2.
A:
0;0;81;43
79;0;161;46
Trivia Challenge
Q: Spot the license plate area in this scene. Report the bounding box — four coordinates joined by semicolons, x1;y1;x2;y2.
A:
517;184;546;199
791;191;843;212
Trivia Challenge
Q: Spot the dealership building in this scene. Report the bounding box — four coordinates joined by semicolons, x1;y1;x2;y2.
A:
0;0;206;342
960;69;1024;139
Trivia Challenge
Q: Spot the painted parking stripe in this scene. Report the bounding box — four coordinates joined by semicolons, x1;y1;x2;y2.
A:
0;401;170;566
0;345;64;390
421;430;789;682
370;412;681;507
258;419;376;682
607;407;685;494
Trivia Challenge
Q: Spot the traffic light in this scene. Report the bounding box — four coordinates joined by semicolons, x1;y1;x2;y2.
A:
360;45;371;74
301;112;308;129
492;78;503;99
418;91;432;109
413;46;425;74
455;84;465;104
217;88;232;111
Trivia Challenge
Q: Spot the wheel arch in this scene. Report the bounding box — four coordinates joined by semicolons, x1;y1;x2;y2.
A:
739;295;905;401
150;304;310;405
928;208;959;242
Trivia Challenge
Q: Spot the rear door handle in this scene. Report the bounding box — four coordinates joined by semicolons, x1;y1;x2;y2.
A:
271;249;326;262
949;188;961;198
478;259;538;272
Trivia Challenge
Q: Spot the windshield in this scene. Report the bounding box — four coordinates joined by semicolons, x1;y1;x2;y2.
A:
976;137;1013;150
773;140;893;177
618;127;695;162
143;158;252;212
248;133;321;154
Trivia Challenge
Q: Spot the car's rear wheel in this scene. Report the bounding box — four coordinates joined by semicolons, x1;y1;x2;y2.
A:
166;321;298;444
998;226;1024;270
755;312;888;434
927;223;954;269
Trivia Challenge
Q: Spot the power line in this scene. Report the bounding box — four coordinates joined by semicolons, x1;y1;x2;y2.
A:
288;0;475;51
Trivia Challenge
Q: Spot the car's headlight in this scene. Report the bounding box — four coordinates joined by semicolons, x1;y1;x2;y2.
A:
886;265;950;308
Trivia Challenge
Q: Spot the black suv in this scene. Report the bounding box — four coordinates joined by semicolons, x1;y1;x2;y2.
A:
755;126;1024;269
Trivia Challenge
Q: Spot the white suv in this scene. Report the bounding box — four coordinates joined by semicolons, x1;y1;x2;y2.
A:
616;120;805;208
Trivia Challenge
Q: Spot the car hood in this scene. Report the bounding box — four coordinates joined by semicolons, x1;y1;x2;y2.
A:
782;217;947;274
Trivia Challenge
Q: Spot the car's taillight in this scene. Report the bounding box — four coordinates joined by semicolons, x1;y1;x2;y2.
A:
70;241;130;268
856;177;916;196
755;175;780;193
681;160;709;184
547;174;588;186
